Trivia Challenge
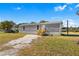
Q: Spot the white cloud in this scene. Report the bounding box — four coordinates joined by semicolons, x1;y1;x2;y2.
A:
63;19;78;27
69;7;73;10
15;7;22;10
54;5;67;11
75;4;79;8
66;3;73;5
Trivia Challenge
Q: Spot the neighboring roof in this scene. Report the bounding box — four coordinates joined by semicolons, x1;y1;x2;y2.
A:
19;21;63;27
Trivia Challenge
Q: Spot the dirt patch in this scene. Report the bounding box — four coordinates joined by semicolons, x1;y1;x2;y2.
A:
0;35;40;56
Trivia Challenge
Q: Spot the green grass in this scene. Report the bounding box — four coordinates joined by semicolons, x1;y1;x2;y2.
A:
18;36;79;56
0;32;26;45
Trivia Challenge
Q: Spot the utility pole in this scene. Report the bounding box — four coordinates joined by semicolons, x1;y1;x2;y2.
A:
67;20;68;35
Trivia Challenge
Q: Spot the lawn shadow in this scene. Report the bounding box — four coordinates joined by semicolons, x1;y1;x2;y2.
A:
61;34;79;37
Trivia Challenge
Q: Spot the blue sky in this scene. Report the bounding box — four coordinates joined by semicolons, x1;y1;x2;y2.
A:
0;3;79;27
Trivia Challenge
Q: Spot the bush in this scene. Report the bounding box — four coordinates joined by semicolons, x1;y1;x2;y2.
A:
4;29;19;33
13;29;19;33
37;29;47;36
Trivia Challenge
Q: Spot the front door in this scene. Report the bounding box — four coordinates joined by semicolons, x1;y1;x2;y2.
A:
37;25;39;30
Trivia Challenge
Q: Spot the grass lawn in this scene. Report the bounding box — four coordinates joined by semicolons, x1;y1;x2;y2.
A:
0;32;26;45
18;36;79;56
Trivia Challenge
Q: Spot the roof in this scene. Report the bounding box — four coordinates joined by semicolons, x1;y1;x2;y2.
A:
19;21;63;27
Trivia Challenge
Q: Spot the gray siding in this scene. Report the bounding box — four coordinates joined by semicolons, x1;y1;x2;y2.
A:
19;25;37;34
19;22;62;35
45;23;61;35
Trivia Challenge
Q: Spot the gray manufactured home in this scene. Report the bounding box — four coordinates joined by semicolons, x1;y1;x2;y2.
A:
19;21;63;35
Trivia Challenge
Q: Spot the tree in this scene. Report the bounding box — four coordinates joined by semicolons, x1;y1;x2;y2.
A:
39;20;48;23
0;20;15;31
30;21;36;24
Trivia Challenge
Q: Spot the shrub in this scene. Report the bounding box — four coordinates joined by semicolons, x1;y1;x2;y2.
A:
37;29;47;36
13;29;19;33
4;29;19;33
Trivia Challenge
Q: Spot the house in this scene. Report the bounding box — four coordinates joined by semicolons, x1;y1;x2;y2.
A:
18;21;63;35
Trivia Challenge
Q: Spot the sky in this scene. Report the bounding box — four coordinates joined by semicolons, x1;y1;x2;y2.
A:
0;3;79;27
